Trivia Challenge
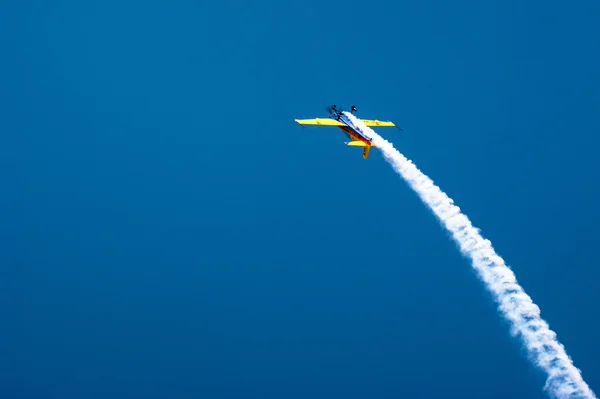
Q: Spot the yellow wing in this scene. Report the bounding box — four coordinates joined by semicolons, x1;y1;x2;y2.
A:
360;119;395;127
295;118;394;127
294;118;344;126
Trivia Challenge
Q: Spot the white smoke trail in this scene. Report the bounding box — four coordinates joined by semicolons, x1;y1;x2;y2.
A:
343;112;595;399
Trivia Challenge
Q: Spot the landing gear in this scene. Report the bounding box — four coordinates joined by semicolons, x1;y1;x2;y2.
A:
351;105;357;112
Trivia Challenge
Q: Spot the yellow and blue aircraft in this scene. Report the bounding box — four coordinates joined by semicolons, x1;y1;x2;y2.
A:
294;105;400;160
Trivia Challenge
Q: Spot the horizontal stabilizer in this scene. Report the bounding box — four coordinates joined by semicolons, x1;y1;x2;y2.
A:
345;140;367;147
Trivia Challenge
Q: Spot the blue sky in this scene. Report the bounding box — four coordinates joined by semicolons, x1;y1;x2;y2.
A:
3;1;600;398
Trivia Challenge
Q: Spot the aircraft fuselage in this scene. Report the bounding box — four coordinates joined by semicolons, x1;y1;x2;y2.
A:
329;110;373;144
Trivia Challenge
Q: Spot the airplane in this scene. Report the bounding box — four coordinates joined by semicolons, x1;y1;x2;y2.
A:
294;105;400;160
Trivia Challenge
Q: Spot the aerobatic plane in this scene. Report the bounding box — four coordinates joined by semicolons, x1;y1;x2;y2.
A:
294;105;400;160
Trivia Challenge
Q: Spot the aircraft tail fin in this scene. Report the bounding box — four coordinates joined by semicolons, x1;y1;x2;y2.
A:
362;145;371;160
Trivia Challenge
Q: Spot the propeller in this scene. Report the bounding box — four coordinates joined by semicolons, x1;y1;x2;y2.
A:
325;104;338;114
